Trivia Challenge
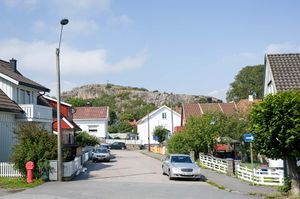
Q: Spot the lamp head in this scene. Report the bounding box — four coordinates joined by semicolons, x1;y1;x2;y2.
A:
60;19;69;25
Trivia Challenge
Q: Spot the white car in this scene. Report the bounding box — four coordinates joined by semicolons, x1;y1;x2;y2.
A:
162;154;201;180
92;148;111;162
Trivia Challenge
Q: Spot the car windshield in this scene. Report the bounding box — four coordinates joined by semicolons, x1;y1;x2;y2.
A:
100;145;109;149
171;156;192;163
96;149;108;153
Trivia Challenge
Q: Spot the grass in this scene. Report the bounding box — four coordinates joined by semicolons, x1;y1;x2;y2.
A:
241;162;260;169
0;177;44;189
206;179;225;190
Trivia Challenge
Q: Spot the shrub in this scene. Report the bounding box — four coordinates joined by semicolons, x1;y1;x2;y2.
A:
12;123;57;178
167;132;193;154
75;131;99;147
153;126;168;144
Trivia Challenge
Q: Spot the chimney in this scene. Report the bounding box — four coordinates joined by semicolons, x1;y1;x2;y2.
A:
248;95;254;102
10;58;17;72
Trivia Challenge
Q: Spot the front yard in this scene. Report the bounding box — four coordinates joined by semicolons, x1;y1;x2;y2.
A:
0;177;43;189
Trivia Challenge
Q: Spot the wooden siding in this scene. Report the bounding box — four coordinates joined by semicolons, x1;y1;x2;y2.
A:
0;112;16;162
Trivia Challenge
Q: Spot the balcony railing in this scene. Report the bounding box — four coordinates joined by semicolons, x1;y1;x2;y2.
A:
16;104;52;122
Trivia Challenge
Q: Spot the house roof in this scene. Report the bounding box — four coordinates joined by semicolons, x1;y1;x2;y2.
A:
43;95;72;107
266;53;300;92
137;105;181;124
182;103;237;121
236;99;261;116
0;89;23;113
73;106;109;120
53;117;82;131
0;59;49;92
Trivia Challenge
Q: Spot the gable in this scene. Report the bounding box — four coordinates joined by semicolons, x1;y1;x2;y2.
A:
137;105;181;124
0;89;23;113
267;53;300;92
0;60;49;92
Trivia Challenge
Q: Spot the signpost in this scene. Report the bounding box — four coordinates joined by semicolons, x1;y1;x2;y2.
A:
244;133;254;185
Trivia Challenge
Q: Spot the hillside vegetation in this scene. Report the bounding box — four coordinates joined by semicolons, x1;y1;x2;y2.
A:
62;83;220;134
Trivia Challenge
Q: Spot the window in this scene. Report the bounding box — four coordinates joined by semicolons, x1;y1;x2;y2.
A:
20;89;25;104
162;112;167;119
88;125;98;133
25;91;31;104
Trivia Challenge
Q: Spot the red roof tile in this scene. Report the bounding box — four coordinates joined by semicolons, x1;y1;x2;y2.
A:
182;103;237;123
73;106;108;120
183;103;202;121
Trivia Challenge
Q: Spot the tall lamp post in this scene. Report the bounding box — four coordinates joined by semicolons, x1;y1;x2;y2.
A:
56;18;69;181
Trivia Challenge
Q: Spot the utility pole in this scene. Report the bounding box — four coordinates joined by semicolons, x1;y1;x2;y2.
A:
56;18;69;181
147;113;150;152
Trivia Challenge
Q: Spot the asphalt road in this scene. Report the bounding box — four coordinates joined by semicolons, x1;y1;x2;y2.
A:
1;150;253;199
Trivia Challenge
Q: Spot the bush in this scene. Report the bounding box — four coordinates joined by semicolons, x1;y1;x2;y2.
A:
12;123;57;178
278;177;291;194
167;132;193;154
75;131;99;147
153;126;168;144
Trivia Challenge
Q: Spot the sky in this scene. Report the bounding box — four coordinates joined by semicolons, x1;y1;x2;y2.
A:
1;0;300;101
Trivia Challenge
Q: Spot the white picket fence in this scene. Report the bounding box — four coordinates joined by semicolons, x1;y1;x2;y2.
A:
105;139;142;145
0;162;22;177
199;153;227;174
236;165;284;186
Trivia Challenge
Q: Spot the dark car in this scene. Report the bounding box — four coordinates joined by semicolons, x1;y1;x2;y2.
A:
110;142;126;150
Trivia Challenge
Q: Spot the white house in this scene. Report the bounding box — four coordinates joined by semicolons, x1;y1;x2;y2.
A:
264;53;300;96
264;53;300;167
0;59;52;161
137;105;181;145
73;106;109;140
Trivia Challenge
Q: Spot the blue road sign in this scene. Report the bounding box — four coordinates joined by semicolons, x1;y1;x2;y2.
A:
153;136;158;141
244;134;254;142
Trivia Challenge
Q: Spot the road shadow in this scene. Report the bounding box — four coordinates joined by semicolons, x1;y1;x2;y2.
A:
73;160;115;181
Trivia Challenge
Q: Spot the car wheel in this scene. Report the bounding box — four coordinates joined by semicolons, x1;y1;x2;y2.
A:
168;170;173;180
121;146;125;150
162;166;166;175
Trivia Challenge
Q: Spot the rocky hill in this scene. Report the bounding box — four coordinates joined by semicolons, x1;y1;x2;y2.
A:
61;84;221;106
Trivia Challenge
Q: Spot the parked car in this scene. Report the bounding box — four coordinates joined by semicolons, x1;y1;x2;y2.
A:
162;154;201;180
92;148;111;162
99;143;110;152
110;142;126;150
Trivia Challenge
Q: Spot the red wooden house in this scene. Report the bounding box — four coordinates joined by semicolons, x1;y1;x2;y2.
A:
42;96;81;146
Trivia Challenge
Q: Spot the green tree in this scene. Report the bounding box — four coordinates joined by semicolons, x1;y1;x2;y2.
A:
153;126;169;144
75;132;99;147
167;132;194;154
226;65;264;102
250;90;300;196
12;123;57;178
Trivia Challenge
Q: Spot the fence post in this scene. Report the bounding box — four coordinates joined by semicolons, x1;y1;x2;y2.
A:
226;158;234;175
234;159;241;175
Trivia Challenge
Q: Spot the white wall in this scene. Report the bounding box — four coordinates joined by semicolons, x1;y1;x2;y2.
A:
264;59;276;96
0;112;17;162
137;107;181;145
74;119;108;139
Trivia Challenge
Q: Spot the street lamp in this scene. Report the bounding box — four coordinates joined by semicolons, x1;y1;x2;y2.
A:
56;18;69;181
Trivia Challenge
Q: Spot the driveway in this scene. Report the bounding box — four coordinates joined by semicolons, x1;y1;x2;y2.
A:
0;150;252;199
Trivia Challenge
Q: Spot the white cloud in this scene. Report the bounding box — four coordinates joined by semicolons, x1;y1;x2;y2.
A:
207;87;228;102
265;42;300;54
32;20;47;32
67;19;100;36
108;15;133;27
4;0;37;7
51;0;111;15
0;38;147;78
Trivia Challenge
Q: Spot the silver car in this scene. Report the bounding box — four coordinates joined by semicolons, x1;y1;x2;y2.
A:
92;148;111;162
162;154;201;180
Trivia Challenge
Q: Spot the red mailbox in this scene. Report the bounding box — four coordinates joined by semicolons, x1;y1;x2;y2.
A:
25;161;34;183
